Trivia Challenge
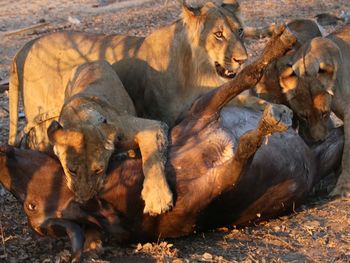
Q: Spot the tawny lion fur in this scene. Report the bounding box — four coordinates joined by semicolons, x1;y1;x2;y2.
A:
47;60;173;215
8;1;248;213
278;24;350;196
8;0;247;149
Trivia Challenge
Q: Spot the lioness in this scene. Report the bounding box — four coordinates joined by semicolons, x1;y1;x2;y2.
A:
47;60;172;214
9;0;247;149
255;19;323;104
278;24;350;196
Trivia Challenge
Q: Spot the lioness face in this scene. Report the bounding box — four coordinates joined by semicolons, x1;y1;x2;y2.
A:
281;75;333;142
48;121;116;202
279;39;338;142
182;1;248;80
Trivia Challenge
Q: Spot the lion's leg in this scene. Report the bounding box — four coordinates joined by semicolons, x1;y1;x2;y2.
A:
331;109;350;197
118;116;173;215
25;120;57;153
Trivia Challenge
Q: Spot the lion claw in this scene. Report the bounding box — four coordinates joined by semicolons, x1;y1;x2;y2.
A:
330;183;350;198
330;171;350;198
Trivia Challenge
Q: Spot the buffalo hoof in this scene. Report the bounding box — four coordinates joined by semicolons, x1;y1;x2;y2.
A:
260;103;293;134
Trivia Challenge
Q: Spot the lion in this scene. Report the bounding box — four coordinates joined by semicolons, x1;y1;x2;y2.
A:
230;19;323;112
254;19;323;104
8;0;248;213
278;24;350;196
47;60;172;214
8;0;247;149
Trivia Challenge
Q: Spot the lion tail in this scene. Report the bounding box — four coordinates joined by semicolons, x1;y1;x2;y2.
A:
244;23;276;39
8;57;20;146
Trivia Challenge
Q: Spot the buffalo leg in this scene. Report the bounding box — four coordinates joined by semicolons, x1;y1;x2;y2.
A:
215;104;293;197
235;104;293;162
188;26;297;118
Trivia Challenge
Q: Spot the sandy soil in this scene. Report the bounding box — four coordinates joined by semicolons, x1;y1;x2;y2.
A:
0;0;349;262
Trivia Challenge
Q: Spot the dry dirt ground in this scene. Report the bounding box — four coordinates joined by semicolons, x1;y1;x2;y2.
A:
0;0;350;262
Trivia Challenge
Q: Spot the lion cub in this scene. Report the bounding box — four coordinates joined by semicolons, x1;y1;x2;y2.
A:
47;60;173;215
278;24;350;196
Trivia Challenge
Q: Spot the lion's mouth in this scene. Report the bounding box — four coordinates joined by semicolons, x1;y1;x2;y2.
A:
215;62;237;79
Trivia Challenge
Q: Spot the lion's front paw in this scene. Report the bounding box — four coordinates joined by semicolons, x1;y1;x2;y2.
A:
141;176;174;216
83;227;104;252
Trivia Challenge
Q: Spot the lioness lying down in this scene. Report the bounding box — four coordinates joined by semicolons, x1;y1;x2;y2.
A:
278;24;350;196
8;0;248;150
48;60;172;214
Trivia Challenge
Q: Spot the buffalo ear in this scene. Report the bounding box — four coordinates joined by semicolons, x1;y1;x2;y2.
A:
47;120;64;145
221;0;240;13
0;144;15;158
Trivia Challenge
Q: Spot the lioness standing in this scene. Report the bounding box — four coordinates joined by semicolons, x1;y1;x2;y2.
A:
9;0;247;148
47;60;172;214
278;24;350;196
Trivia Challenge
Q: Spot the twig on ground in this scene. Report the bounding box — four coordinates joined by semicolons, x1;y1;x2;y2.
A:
0;79;8;93
2;22;50;37
263;233;295;250
0;216;7;260
0;106;9;113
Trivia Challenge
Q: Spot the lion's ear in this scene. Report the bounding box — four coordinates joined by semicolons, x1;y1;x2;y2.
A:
182;1;201;19
221;0;240;13
47;120;64;145
181;1;216;26
319;62;336;76
279;66;298;96
98;123;117;151
319;62;336;96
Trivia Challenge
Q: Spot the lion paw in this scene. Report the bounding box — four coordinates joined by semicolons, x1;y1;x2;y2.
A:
330;180;350;198
84;227;104;252
260;103;293;134
141;177;174;216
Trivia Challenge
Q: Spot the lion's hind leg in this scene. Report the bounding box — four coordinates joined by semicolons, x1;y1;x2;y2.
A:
330;109;350;197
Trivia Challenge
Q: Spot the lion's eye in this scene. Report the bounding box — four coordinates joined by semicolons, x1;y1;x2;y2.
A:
94;168;104;175
238;28;244;39
28;203;37;211
319;68;327;74
298;113;308;121
214;31;224;40
68;168;77;176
